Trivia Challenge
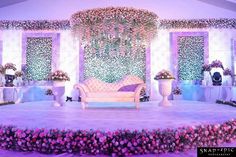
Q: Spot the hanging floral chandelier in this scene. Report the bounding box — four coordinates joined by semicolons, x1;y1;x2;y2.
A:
70;7;158;46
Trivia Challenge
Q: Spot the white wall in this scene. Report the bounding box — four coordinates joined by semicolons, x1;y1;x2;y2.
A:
0;27;235;100
150;28;236;100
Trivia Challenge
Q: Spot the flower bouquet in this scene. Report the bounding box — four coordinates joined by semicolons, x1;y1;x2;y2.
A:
172;86;182;100
210;60;223;69
0;65;5;74
49;70;70;81
4;63;17;71
202;63;211;72
223;68;232;76
15;71;23;77
45;89;53;95
172;87;182;95
202;63;212;85
154;70;175;80
14;71;24;86
223;68;232;85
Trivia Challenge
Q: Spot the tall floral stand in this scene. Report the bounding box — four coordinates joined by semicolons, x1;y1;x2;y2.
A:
53;81;65;106
158;79;173;106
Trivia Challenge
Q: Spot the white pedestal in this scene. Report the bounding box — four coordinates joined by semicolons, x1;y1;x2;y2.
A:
53;81;65;106
158;79;173;107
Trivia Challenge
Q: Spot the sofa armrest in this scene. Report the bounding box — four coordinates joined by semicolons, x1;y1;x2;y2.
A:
74;83;90;97
134;83;146;101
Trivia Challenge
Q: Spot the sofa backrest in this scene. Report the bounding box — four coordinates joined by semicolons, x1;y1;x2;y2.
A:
84;75;144;92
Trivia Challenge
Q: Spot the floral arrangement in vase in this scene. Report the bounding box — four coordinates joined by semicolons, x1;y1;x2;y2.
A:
210;60;224;69
154;70;175;80
15;71;23;77
202;63;212;72
45;89;53;95
0;65;5;74
4;63;17;71
223;68;232;76
172;86;182;95
49;70;70;81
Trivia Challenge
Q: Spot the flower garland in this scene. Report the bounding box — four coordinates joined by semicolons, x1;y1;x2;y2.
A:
0;20;70;30
0;19;235;30
70;7;158;45
159;19;236;29
0;119;235;156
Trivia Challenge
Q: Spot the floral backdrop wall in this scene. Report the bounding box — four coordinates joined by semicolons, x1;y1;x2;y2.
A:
71;7;158;82
84;45;146;82
0;18;235;99
177;36;204;81
26;37;52;80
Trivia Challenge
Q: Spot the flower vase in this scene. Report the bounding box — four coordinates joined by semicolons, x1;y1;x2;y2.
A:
53;81;65;106
16;77;23;86
158;79;173;106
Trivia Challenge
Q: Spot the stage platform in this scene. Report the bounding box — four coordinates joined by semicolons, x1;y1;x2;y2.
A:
0;100;236;157
0;100;236;131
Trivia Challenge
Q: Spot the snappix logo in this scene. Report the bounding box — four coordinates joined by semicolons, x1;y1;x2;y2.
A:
197;147;236;157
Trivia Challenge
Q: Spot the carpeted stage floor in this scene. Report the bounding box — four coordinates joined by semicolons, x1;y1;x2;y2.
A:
0;100;236;156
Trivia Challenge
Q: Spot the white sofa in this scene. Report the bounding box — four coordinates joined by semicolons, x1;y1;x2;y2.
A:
74;75;146;109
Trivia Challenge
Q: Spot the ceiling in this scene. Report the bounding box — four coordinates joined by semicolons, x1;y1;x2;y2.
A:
197;0;236;12
0;0;27;8
0;0;235;12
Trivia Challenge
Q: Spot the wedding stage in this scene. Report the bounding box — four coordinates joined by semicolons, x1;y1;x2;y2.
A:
1;100;236;130
0;100;236;156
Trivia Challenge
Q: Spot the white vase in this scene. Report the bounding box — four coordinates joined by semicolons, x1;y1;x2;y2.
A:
53;81;65;87
53;81;65;106
158;79;173;106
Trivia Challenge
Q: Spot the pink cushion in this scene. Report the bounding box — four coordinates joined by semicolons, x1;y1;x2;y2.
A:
118;84;140;92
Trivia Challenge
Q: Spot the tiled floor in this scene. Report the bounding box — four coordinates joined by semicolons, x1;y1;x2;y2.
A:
0;100;236;156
